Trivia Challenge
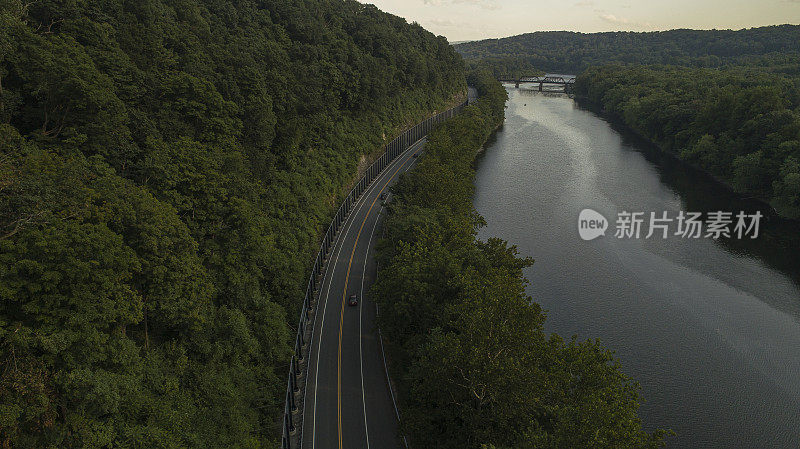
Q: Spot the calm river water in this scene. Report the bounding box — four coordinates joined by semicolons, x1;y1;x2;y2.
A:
473;87;800;448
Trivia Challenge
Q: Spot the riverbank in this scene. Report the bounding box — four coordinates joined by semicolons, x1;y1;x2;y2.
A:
372;72;668;449
565;93;800;286
473;88;800;448
574;65;800;220
574;95;793;219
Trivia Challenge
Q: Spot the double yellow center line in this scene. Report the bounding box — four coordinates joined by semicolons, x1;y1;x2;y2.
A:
336;153;415;449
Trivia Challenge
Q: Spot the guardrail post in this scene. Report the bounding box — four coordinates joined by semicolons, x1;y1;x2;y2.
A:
287;388;296;418
291;357;300;393
298;321;306;349
295;333;303;356
289;360;297;396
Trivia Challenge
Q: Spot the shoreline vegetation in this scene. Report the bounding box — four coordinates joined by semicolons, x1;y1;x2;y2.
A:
4;1;773;448
373;69;669;449
455;26;800;220
571;92;799;222
574;65;800;219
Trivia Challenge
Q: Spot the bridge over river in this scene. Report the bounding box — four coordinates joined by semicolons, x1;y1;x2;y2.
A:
497;73;576;92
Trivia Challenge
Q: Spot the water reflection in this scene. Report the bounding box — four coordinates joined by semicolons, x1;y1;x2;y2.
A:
473;88;800;449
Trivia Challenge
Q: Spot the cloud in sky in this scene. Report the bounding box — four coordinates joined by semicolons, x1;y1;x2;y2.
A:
425;18;465;28
363;0;800;41
597;12;653;29
422;0;501;10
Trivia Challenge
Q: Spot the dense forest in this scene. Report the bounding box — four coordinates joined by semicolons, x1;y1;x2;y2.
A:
454;25;800;76
373;69;668;448
456;26;800;219
575;65;800;218
0;0;465;447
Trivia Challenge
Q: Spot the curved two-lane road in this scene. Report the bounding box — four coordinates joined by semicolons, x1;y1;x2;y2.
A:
302;137;426;449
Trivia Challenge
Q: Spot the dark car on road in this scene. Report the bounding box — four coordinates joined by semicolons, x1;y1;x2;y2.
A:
348;294;358;306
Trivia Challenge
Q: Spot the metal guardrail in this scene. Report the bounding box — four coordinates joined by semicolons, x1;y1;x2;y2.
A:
281;99;469;449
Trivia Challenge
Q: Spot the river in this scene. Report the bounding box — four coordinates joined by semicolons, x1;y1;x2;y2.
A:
473;87;800;449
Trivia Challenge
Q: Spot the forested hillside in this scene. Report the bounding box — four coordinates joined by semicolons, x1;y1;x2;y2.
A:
454;25;800;76
0;0;465;447
575;65;800;218
373;69;668;449
456;26;800;219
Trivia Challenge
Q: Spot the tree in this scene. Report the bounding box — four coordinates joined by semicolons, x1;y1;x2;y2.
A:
0;0;468;445
374;69;666;449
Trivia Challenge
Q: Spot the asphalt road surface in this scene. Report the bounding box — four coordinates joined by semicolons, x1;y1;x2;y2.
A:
301;137;426;449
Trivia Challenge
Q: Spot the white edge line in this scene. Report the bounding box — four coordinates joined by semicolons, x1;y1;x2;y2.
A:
377;310;408;448
359;211;380;449
305;138;425;449
309;151;399;448
358;143;420;448
310;192;359;449
309;153;401;448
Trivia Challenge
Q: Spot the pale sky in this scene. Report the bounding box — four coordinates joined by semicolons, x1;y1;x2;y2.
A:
361;0;800;42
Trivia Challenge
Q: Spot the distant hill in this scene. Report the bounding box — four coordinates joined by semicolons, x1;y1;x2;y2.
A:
454;25;800;75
